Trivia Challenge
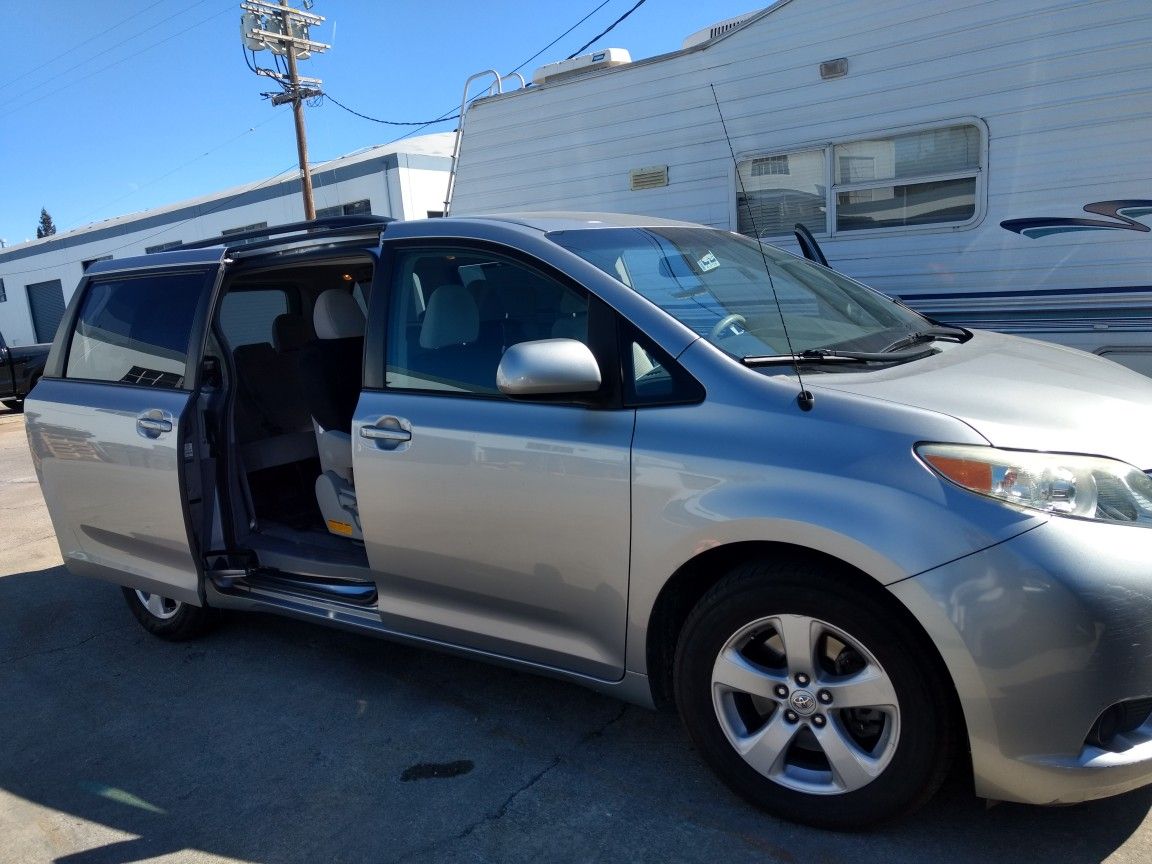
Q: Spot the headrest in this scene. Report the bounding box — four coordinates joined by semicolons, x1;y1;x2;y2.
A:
420;284;478;349
272;313;311;352
482;265;538;313
313;290;365;340
233;341;277;364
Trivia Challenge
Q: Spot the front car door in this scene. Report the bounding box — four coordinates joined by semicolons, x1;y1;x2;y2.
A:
355;242;634;681
25;251;224;605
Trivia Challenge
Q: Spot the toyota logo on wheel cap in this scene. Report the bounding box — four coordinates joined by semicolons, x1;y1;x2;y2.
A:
789;690;817;716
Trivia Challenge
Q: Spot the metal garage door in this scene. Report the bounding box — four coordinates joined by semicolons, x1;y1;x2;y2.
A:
26;279;66;344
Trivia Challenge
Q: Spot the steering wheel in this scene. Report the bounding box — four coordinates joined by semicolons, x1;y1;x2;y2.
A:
709;313;747;340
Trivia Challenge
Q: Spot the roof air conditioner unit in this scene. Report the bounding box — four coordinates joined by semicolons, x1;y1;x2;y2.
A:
532;49;631;85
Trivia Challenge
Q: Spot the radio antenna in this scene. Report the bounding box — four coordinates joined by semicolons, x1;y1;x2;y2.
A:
710;84;813;411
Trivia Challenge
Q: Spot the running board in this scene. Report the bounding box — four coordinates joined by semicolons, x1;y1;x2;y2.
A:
210;567;378;607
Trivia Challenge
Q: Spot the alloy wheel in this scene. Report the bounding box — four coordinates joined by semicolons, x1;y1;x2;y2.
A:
710;613;900;795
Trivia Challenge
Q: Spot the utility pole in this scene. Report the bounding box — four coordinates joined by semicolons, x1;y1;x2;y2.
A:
240;1;329;220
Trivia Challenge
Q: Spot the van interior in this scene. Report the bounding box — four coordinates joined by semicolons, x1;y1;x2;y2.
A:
209;253;377;597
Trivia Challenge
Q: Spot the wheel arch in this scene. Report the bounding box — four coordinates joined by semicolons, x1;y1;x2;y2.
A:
643;539;969;767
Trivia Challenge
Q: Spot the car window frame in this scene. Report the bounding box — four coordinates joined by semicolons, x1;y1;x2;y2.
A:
620;323;706;408
365;238;623;409
51;264;222;392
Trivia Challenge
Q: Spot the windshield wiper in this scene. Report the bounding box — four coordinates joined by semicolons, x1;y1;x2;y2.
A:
744;325;970;367
881;325;970;353
743;345;938;366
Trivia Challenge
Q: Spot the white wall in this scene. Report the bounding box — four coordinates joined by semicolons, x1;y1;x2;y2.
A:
0;135;452;346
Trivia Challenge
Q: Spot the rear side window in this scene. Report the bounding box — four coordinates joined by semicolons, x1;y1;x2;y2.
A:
219;289;289;349
65;271;210;388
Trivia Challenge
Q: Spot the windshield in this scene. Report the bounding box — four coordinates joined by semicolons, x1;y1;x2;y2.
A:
549;226;929;358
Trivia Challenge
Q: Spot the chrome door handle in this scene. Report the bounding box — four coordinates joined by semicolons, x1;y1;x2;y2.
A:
360;426;411;442
137;417;173;433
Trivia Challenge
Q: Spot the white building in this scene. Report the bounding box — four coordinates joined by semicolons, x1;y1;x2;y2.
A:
0;133;454;346
450;0;1152;372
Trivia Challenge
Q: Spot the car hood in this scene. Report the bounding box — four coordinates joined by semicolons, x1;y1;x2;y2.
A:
811;331;1152;469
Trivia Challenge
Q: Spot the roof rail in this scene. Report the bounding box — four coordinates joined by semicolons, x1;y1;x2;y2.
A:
161;215;394;253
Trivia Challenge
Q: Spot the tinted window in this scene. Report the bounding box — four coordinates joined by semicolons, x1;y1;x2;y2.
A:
386;249;588;395
219;289;288;348
65;271;210;388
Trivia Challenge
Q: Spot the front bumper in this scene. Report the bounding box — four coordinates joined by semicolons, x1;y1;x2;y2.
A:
889;516;1152;805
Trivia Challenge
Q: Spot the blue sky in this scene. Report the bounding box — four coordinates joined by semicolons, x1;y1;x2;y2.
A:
0;0;761;246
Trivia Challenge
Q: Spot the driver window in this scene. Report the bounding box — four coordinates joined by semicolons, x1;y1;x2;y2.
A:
386;249;589;395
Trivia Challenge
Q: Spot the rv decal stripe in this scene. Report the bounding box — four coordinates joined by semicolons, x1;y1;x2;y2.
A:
1001;200;1152;238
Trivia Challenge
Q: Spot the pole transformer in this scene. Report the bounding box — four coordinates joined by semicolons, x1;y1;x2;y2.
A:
240;1;330;220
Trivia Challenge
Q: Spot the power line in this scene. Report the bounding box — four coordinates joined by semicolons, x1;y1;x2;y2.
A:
6;0;170;87
320;92;460;125
567;0;648;59
508;0;613;75
320;0;618;135
72;108;293;225
2;1;233;116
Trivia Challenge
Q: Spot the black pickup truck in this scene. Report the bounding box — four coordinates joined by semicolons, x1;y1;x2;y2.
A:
0;329;49;411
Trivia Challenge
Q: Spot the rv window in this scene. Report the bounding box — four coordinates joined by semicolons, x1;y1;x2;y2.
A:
736;149;826;237
833;124;980;231
737;122;983;238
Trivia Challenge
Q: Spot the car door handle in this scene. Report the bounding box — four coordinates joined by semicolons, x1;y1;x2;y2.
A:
137;417;173;434
360;425;411;442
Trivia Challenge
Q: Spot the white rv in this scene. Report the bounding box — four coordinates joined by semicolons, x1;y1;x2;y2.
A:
449;0;1152;372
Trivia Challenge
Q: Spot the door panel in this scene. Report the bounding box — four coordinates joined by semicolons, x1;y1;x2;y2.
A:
354;393;634;680
26;260;223;604
27;380;201;603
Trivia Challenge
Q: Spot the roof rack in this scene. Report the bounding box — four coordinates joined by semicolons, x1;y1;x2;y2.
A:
161;215;394;253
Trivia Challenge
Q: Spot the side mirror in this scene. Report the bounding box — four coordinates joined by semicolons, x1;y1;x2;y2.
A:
497;338;602;396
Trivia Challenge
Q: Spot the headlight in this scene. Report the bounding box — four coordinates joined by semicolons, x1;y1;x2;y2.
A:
916;444;1152;526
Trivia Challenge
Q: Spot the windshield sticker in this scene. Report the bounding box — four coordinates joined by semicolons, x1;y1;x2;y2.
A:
697;251;720;272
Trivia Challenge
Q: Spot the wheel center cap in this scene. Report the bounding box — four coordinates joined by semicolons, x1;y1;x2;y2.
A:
789;689;817;716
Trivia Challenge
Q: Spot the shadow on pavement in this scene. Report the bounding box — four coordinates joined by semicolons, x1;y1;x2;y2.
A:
0;564;1149;864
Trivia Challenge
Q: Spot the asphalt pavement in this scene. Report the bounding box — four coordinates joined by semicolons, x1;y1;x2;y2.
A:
2;406;1151;864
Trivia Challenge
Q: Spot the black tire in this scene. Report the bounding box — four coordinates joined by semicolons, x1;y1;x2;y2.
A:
674;559;955;830
121;586;213;641
2;398;23;412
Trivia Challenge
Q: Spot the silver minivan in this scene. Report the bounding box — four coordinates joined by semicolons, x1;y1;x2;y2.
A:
25;213;1152;828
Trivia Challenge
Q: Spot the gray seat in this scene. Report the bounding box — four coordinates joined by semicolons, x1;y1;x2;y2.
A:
272;312;312;353
417;284;500;392
299;289;366;539
421;284;479;349
232;339;317;472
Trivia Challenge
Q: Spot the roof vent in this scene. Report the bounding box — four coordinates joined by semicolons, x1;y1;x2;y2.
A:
682;11;758;49
532;48;631;85
630;166;669;191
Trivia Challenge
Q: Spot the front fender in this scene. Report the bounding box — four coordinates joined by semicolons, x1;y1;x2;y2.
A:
623;388;1045;673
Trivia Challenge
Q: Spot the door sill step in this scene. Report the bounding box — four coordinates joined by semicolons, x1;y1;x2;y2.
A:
211;568;378;606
